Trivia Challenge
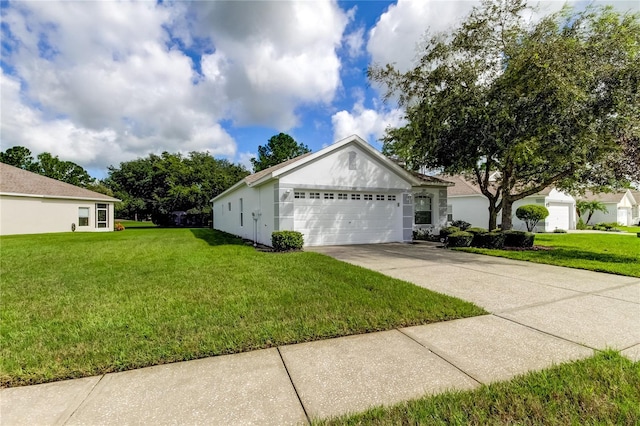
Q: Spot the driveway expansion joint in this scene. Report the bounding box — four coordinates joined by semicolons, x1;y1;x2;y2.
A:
395;328;484;386
277;347;311;425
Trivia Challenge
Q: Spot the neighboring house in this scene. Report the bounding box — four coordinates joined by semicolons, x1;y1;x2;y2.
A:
212;135;452;247
631;191;640;225
0;163;119;236
578;190;636;226
439;174;576;231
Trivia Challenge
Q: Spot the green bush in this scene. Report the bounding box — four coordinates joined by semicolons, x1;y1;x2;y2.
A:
515;204;549;232
271;231;304;251
576;217;588;230
503;230;535;247
466;227;488;234
471;231;506;249
413;228;433;241
553;228;567;233
439;226;460;239
450;220;471;230
447;231;473;247
595;222;620;231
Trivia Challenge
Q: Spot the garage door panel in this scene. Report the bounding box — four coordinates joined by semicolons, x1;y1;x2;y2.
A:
547;203;570;231
293;194;402;246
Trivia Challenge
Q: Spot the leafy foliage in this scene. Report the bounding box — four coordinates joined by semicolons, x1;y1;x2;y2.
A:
370;1;640;230
516;204;550;232
271;231;304;251
106;152;249;225
250;133;311;172
576;200;608;225
450;220;471;230
471;232;506;249
439;226;460;239
447;231;473;247
503;230;535;247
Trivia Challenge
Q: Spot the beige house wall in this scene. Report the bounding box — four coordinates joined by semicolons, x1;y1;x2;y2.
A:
0;195;115;236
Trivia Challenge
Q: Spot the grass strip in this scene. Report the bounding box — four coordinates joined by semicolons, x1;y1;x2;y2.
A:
0;228;485;387
457;233;640;277
318;351;640;425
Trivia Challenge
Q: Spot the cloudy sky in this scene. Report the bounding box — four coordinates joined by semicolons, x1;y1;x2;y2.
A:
1;0;637;177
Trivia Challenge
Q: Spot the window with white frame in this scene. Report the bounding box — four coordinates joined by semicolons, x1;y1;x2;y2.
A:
364;194;373;201
447;204;453;222
351;194;361;200
376;194;385;201
338;193;348;200
414;194;432;224
78;207;89;227
387;195;396;201
96;203;108;228
294;191;305;199
309;192;320;199
324;193;334;199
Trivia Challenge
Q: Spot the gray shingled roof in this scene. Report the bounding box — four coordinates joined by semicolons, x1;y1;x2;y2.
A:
0;163;119;201
409;171;454;186
578;190;630;204
436;174;555;197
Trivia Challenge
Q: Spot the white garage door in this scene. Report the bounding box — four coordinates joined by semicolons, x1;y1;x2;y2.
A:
618;208;629;226
293;191;402;246
547;203;571;231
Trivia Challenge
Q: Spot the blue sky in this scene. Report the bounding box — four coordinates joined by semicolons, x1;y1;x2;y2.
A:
1;0;637;179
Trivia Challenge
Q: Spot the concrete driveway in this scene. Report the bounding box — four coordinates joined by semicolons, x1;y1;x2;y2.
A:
309;242;640;357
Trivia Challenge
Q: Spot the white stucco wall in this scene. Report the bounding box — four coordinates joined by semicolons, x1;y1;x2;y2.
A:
0;195;115;236
279;145;411;191
449;189;575;231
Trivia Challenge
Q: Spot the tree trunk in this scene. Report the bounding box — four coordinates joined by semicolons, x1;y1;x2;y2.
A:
501;198;514;230
488;205;498;231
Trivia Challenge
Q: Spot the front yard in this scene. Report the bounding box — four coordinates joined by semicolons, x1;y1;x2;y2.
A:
458;233;640;277
0;228;484;387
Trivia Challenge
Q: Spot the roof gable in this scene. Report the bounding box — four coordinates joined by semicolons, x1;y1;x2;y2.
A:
213;135;431;201
579;190;632;204
0;163;119;202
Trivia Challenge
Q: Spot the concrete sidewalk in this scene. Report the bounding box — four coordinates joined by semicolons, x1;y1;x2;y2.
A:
2;244;639;425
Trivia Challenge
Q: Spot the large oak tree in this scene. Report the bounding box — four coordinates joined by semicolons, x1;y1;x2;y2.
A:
370;0;639;230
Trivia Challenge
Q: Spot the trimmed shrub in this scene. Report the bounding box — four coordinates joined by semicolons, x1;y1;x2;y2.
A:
413;228;433;241
576;217;588;230
447;231;473;247
439;226;460;239
450;220;471;230
503;230;534;247
271;231;304;251
466;227;488;234
471;231;506;249
515;204;549;232
553;228;567;233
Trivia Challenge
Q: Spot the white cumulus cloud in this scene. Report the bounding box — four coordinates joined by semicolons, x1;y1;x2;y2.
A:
331;96;405;144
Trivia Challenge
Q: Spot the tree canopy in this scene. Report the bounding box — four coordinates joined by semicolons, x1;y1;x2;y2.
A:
1;146;93;187
250;133;311;172
106;151;249;225
370;0;639;230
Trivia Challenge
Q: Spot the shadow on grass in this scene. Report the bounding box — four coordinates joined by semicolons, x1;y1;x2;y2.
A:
190;228;246;246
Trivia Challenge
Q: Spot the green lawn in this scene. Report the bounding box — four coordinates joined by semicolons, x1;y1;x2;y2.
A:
115;219;158;228
319;351;640;425
619;225;640;234
0;228;484;387
458;233;640;277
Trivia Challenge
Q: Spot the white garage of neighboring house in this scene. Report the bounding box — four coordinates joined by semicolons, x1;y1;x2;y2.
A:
0;163;119;236
578;190;636;226
212;135;452;247
440;174;576;231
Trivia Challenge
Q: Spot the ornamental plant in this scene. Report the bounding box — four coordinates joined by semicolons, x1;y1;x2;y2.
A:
515;205;549;232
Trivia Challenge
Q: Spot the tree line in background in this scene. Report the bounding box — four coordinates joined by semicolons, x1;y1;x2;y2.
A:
1;133;310;226
371;0;639;230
